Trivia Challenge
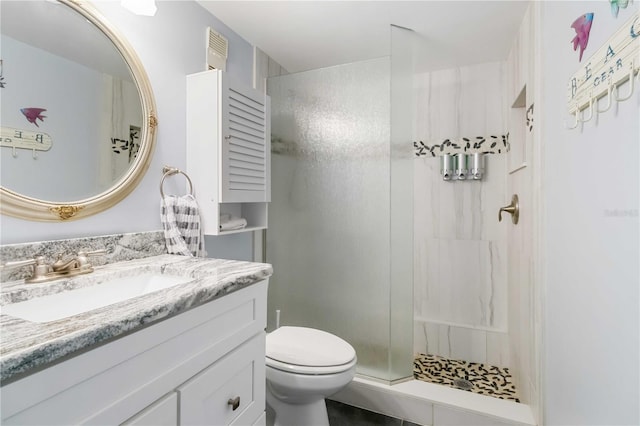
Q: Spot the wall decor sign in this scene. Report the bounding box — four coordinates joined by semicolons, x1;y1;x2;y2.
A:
610;0;631;18
571;13;595;62
567;12;639;116
1;126;53;157
20;107;47;127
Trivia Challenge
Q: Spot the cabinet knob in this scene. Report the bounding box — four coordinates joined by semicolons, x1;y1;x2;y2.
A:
227;396;240;411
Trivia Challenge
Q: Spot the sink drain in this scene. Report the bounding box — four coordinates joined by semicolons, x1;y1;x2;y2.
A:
453;378;474;390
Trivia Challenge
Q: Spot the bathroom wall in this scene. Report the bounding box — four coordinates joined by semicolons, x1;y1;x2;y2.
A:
255;47;289;93
541;2;639;425
413;61;510;367
0;1;254;261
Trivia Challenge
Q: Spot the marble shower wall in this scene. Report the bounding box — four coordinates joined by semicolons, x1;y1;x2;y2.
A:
413;61;510;367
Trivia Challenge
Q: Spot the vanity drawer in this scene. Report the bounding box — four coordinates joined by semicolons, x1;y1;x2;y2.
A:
179;333;265;426
121;392;177;426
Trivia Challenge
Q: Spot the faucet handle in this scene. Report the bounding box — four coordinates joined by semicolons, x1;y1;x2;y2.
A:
1;257;38;271
1;256;53;283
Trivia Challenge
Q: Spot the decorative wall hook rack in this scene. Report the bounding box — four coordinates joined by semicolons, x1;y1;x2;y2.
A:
0;126;52;158
566;12;639;129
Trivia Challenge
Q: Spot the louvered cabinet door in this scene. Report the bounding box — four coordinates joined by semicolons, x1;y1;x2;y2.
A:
220;77;271;203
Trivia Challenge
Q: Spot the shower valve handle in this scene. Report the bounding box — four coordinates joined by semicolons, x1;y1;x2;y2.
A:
498;194;519;224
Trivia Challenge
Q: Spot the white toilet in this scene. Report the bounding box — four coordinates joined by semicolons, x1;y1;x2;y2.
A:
265;326;357;426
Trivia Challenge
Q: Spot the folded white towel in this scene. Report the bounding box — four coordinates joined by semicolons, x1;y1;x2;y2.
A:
161;194;205;257
219;216;247;231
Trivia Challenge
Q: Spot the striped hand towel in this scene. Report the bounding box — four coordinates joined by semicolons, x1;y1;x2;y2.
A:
161;194;205;257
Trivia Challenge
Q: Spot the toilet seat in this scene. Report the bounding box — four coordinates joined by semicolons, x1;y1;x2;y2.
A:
266;326;357;375
266;356;357;375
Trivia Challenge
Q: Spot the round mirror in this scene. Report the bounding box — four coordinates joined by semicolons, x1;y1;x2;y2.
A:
0;0;157;221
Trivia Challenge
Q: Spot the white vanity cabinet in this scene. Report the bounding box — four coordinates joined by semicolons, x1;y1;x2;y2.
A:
186;69;271;236
178;334;264;425
122;393;178;426
1;280;268;426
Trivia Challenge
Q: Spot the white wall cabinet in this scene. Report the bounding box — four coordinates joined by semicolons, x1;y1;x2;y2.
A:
187;70;271;235
1;280;268;426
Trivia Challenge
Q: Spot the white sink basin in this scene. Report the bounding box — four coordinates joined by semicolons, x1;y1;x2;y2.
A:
2;273;192;323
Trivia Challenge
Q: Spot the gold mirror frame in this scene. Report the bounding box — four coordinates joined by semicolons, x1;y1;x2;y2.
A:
0;0;157;222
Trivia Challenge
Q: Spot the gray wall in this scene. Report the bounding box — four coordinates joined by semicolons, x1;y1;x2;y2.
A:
0;1;253;261
542;2;639;424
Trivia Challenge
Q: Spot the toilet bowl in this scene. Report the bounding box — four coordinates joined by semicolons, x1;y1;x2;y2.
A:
265;326;357;426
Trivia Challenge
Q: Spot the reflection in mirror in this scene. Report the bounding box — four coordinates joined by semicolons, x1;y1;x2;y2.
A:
0;0;143;201
0;0;156;222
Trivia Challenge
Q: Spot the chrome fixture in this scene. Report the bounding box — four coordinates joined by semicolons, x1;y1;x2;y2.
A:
441;154;454;180
440;153;486;181
0;249;106;283
454;153;467;180
470;153;485;180
160;165;194;198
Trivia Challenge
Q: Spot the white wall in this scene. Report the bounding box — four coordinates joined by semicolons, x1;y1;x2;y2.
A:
0;1;254;261
542;2;639;425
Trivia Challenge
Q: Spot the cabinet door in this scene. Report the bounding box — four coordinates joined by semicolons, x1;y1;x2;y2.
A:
252;412;266;426
220;74;271;203
178;333;266;426
121;393;178;426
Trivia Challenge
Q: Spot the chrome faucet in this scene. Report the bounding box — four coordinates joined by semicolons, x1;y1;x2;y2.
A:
1;249;106;283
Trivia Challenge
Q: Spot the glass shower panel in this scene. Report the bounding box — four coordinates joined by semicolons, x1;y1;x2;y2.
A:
267;58;393;380
389;24;415;382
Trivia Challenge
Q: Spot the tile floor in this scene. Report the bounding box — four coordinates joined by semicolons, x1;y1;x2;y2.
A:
413;353;520;402
266;400;423;426
327;400;423;426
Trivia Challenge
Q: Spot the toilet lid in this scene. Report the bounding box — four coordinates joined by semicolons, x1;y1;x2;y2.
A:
266;326;356;367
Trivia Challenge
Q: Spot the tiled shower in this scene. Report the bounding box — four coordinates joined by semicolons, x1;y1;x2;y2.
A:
413;61;511;370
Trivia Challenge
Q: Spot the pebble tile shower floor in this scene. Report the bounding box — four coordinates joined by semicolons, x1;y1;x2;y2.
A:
413;353;520;402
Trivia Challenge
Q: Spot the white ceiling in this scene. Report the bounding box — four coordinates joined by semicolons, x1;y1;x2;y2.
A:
197;1;530;73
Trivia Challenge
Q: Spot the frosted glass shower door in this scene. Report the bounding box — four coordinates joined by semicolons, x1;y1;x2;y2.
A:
267;54;413;383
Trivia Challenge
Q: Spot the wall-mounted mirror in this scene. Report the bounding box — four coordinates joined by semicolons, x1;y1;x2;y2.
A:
0;0;157;221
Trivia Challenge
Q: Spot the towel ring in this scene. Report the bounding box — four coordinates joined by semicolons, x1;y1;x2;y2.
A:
160;166;194;198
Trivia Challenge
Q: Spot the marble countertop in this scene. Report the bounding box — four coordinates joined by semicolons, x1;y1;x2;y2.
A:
0;255;272;383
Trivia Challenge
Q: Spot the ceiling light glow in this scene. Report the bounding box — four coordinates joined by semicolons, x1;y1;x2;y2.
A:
121;0;157;17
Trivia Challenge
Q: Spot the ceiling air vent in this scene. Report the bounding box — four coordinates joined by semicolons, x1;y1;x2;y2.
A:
207;27;228;71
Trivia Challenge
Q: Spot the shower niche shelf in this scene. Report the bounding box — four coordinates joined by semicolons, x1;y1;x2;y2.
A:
186;69;271;235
